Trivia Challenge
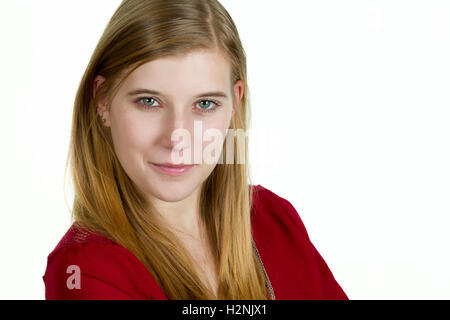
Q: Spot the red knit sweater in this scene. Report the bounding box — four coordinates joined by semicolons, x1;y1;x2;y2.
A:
42;184;348;300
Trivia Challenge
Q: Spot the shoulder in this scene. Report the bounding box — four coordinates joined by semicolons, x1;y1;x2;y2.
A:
249;184;348;299
250;184;310;241
42;224;162;300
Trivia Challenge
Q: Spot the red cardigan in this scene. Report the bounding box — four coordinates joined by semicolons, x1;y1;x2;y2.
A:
42;185;348;300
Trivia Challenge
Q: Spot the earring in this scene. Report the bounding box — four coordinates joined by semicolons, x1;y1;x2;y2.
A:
101;103;108;124
99;112;106;123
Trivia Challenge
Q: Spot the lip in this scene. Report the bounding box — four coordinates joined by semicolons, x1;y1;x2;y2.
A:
150;162;196;176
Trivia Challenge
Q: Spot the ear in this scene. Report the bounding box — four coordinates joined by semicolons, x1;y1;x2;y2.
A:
232;80;244;117
93;75;110;127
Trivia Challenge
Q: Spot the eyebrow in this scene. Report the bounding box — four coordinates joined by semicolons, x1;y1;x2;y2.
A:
127;89;229;99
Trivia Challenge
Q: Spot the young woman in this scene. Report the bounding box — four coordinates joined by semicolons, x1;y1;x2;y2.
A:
42;0;348;300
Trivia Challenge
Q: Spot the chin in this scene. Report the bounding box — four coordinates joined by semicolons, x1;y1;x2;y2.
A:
150;182;198;202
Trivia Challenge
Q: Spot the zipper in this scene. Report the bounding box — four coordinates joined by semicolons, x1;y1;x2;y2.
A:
252;238;276;300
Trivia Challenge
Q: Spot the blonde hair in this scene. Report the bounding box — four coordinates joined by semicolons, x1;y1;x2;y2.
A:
64;0;268;299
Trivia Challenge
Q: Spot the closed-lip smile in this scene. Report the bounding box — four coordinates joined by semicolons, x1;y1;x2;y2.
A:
149;162;196;176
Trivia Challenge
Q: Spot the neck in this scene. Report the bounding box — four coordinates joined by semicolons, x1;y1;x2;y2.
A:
150;185;203;240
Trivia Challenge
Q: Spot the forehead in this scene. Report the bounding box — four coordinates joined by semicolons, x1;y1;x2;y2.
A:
123;49;231;98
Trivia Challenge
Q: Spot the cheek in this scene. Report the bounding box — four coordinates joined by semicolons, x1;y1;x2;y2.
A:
205;111;232;134
201;116;230;144
200;121;230;165
111;113;161;157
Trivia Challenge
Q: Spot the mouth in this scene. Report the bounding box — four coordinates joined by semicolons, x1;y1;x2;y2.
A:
149;162;196;176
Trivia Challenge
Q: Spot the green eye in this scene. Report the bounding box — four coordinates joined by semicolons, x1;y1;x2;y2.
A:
142;98;156;106
137;97;221;113
137;97;161;111
198;101;213;109
196;99;221;113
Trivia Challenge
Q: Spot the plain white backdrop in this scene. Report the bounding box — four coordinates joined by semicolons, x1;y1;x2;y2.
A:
0;0;449;299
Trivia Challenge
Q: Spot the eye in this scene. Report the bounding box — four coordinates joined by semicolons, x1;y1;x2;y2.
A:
196;99;221;113
136;97;221;113
138;97;160;110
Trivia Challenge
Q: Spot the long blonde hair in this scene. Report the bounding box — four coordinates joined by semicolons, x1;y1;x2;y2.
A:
64;0;268;299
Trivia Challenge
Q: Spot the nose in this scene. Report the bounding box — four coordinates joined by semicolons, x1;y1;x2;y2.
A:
159;107;193;152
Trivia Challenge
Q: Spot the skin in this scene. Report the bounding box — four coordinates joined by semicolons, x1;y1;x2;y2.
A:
93;48;243;296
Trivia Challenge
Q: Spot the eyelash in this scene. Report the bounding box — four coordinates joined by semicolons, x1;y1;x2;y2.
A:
135;97;222;113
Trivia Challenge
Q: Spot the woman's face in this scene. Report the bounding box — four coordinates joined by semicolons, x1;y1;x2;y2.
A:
95;49;243;203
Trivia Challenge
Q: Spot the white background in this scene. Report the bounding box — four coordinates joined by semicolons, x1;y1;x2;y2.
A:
0;0;449;299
